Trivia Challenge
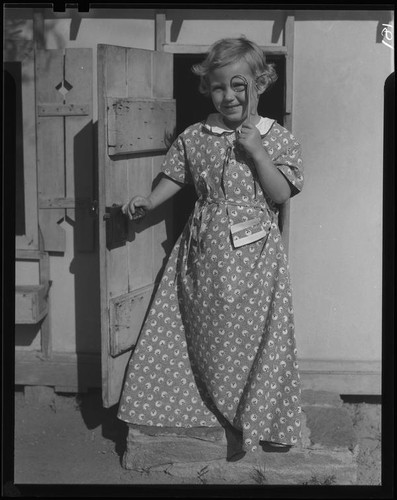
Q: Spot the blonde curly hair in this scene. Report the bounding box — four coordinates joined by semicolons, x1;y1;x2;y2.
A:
192;37;278;96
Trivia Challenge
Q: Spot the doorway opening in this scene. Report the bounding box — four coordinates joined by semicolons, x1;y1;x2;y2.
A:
172;52;286;240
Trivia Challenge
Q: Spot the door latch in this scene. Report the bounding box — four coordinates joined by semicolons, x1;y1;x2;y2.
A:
104;204;128;249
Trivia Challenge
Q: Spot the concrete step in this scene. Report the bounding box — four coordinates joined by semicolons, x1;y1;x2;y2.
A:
121;390;359;485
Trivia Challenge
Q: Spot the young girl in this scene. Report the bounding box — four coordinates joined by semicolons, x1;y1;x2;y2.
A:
118;37;304;456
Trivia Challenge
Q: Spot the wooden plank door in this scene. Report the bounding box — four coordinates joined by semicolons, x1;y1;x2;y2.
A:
97;45;176;407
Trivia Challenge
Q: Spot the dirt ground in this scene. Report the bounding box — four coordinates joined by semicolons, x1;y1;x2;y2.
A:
10;389;381;491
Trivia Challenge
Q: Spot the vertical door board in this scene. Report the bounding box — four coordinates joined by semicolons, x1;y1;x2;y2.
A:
153;51;173;99
127;48;152;98
127;156;155;290
98;45;129;406
104;46;130;300
105;45;127;96
97;44;111;403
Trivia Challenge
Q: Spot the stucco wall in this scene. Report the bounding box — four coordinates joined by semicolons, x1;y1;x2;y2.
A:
11;9;391;380
290;11;392;362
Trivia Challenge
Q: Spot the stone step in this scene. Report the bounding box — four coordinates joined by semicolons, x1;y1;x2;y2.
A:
121;391;359;484
122;432;358;485
301;390;358;452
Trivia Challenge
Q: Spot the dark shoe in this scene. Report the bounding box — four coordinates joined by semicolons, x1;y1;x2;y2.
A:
227;450;246;462
260;441;292;453
224;425;245;461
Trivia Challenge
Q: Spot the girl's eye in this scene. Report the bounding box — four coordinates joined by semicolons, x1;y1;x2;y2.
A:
231;83;246;93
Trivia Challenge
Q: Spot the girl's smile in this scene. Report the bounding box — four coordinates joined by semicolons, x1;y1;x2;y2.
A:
208;60;261;130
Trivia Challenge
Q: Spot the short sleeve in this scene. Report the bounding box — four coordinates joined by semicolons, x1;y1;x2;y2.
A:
161;135;193;185
270;127;304;197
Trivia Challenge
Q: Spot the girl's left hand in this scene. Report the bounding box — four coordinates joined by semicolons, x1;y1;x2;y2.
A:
236;123;264;159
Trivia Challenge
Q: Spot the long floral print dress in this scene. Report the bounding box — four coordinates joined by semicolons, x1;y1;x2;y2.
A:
118;113;304;453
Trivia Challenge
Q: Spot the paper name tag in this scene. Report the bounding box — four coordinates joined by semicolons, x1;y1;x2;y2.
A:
230;217;269;248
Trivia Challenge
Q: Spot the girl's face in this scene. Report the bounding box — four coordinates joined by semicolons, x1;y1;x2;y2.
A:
208;60;263;130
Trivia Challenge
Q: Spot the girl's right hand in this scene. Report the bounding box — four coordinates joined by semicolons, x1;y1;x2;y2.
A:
122;196;153;220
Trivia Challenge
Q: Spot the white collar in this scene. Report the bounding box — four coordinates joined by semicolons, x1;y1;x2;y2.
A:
202;113;276;136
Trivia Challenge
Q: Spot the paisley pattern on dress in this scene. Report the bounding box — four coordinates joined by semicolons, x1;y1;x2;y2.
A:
118;115;304;452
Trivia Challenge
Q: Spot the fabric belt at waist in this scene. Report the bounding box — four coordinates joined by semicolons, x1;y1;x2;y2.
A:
185;197;276;262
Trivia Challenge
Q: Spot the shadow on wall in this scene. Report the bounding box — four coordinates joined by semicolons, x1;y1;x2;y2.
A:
76;388;129;462
166;10;288;43
69;120;102;392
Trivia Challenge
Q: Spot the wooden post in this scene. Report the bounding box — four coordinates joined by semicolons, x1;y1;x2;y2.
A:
155;11;166;51
284;12;295;131
280;12;295;254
